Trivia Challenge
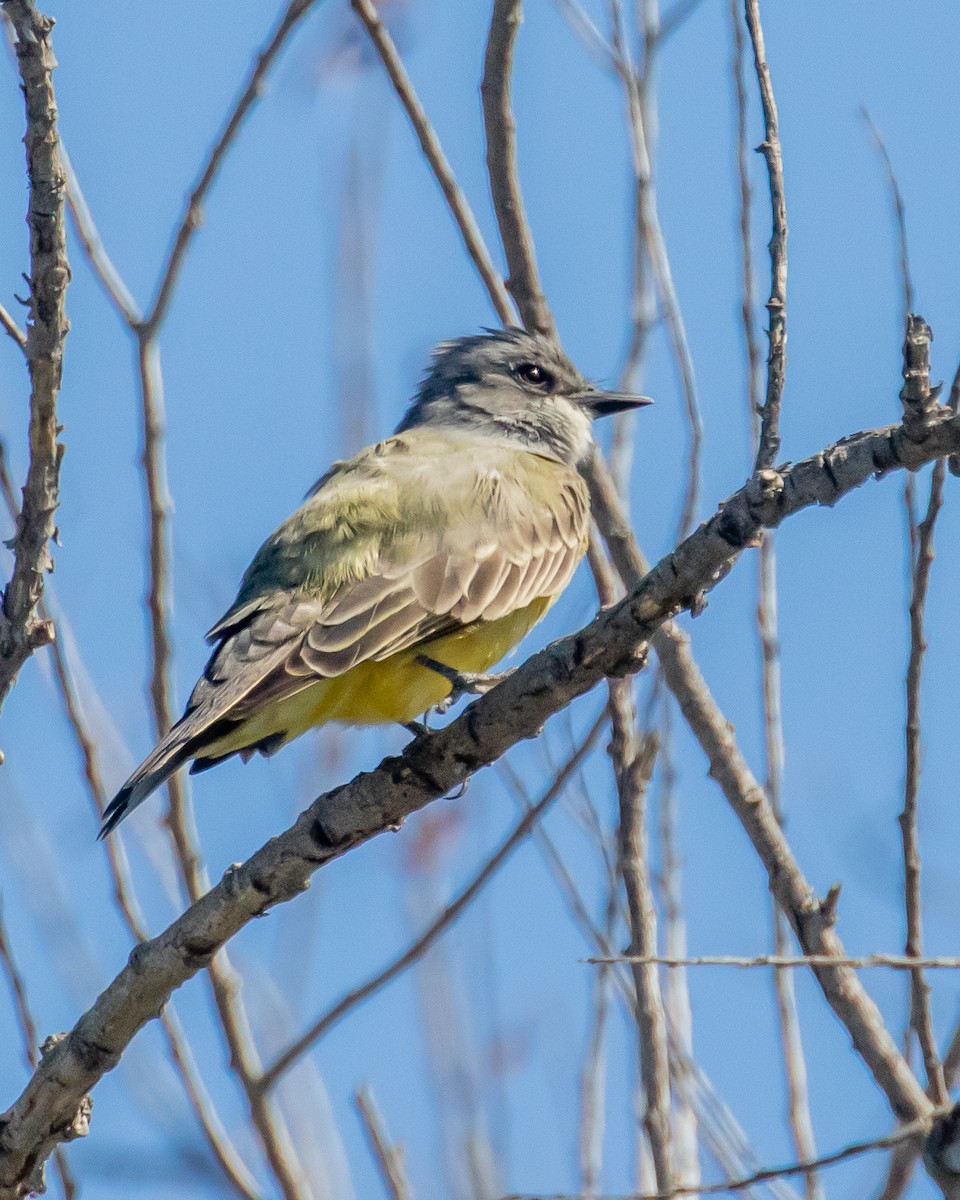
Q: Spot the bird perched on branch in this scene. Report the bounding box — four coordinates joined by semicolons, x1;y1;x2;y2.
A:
102;328;649;836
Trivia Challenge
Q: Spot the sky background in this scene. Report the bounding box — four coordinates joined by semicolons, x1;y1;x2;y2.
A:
2;2;960;1198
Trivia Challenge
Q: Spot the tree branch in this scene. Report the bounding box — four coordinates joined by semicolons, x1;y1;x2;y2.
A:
2;405;958;1192
0;0;69;711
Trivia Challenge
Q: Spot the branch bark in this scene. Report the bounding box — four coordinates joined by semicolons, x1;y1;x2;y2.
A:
0;0;69;711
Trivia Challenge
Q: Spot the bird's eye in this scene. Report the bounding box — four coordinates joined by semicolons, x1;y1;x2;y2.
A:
515;362;555;390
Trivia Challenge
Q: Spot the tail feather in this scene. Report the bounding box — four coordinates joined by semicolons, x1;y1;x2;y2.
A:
99;732;193;839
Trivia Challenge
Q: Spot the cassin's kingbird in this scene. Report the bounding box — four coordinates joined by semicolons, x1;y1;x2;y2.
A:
101;329;649;836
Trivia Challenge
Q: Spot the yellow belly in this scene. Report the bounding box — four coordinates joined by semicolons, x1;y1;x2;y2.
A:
200;595;553;758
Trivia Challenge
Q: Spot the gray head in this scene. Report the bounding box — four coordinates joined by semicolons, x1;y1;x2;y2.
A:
396;328;650;465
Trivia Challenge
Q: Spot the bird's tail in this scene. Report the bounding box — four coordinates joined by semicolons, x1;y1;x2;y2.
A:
99;728;193;839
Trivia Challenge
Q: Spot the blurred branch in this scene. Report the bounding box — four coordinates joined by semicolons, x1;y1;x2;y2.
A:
61;144;141;324
608;0;702;538
355;1087;414;1200
500;1106;948;1200
257;712;606;1093
0;0;69;711
480;0;556;337
4;372;959;1187
0;303;26;351
743;0;786;473
349;0;515;325
609;686;673;1193
655;703;700;1192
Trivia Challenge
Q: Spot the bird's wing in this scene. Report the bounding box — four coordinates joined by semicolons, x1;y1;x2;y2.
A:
101;432;588;833
187;430;588;732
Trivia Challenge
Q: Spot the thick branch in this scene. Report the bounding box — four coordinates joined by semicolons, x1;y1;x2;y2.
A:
1;410;958;1193
0;0;69;710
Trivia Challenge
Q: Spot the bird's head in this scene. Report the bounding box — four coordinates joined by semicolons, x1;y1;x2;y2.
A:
396;328;651;465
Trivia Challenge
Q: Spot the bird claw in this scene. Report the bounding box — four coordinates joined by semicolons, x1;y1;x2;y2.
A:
416;655;514;711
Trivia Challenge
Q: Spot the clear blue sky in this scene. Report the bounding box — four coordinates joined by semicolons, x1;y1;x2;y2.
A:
1;2;960;1198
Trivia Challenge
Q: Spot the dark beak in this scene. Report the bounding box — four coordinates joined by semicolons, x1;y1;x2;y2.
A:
582;390;653;418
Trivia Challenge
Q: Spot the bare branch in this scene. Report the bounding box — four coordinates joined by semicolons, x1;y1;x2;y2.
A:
0;0;69;710
610;685;673;1193
587;955;960;971
257;713;606;1092
743;0;787;472
349;0;515;325
480;0;556;337
0;302;26;350
900;454;948;1104
355;1087;414;1200
144;0;319;335
60;144;141;325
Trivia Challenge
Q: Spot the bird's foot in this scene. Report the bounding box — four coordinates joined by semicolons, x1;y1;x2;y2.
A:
416;655;514;712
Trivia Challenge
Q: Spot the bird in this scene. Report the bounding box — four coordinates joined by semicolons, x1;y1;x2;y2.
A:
101;328;649;836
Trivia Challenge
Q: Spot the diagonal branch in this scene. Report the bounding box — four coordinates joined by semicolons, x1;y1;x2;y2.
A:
349;0;515;325
143;0;320;335
0;0;69;711
2;405;959;1193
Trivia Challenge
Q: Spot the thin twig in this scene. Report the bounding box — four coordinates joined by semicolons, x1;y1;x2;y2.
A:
0;0;70;710
861;110;914;320
499;1106;947;1200
355;1087;414;1200
579;880;617;1198
586;954;960;970
609;684;673;1194
743;0;787;472
256;713;606;1093
655;702;700;1193
349;0;514;325
480;0;556;337
60;144;141;324
900;458;948;1104
0;302;26;350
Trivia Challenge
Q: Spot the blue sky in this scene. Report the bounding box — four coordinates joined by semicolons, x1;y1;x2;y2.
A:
1;2;960;1198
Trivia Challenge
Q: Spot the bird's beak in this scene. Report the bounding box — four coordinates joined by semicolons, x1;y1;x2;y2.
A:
581;390;653;418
